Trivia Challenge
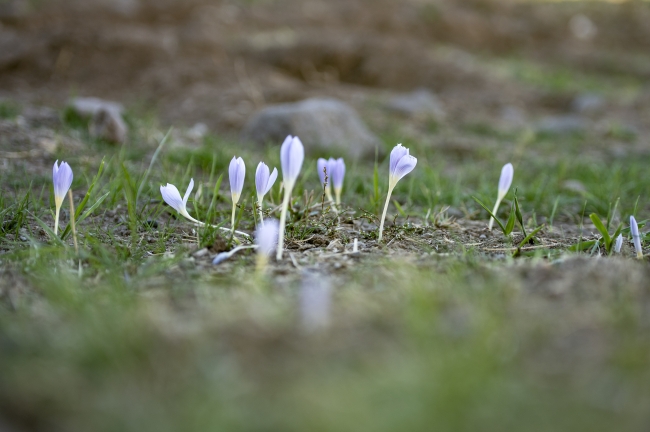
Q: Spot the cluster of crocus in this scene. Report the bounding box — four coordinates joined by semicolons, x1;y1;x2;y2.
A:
317;157;345;212
229;156;246;234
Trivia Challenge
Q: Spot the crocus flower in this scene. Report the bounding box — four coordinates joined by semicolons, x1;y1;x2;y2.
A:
489;163;514;230
255;161;278;224
630;216;643;259
52;160;73;235
229;156;246;233
330;157;345;206
277;135;304;260
614;233;623;254
256;218;279;272
160;179;204;225
377;144;417;243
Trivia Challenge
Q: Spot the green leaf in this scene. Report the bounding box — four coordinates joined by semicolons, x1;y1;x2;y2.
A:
33;214;65;246
516;224;544;250
589;213;610;247
513;191;528;238
504;201;516;235
472;196;506;234
393;200;406;217
569;239;598;252
607;222;624;255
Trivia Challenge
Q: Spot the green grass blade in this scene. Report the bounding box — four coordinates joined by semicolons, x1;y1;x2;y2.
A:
504;201;516;235
589;213;610;247
472;196;506;234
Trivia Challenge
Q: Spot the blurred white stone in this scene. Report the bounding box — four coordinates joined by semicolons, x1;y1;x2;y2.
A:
90;107;128;144
386;88;446;120
299;272;332;333
569;14;597;41
187;122;208;140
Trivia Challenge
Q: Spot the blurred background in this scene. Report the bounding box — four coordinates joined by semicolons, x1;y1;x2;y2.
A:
1;0;649;151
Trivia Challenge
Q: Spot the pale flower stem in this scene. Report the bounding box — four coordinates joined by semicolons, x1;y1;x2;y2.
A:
256;253;268;274
54;206;60;235
258;199;264;225
231;204;236;235
68;190;78;254
335;189;341;206
378;184;394;243
276;186;293;260
488;198;502;231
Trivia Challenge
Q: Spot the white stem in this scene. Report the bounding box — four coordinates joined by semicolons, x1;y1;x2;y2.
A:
54;205;60;235
231;203;236;235
334;188;342;206
325;188;338;214
181;209;251;239
258;197;264;225
378;184;394;243
488;198;502;231
276;184;293;260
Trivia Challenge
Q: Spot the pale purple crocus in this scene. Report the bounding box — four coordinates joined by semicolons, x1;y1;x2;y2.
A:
256;218;279;272
160;179;203;225
630;216;643;259
160;178;251;239
330;157;345;206
52;160;74;235
255;161;278;224
489;163;514;230
378;144;417;243
229;156;246;233
277;135;304;260
614;233;623;254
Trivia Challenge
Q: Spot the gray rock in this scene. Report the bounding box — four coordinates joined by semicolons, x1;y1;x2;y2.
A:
68;97;124;118
536;115;588;134
68;97;127;144
571;93;605;114
386;88;446;120
20;106;61;129
90;107;128;144
241;98;380;159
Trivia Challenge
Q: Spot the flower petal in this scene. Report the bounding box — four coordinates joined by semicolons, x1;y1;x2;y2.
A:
256;218;280;256
389;144;408;175
391;154;417;183
256;162;270;197
317;158;327;186
161;183;184;213
229;156;245;197
498;163;514;195
182;178;194;207
332;158;345;190
53;161;73;200
265;167;278;195
281;135;304;184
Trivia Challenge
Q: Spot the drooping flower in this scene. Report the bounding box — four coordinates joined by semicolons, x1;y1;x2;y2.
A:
229;156;246;233
255;161;278;224
160;178;251;239
255;217;279;273
630;216;643;259
52;160;74;235
277;135;304;260
378;144;417;243
160;179;203;225
330;157;345;206
488;163;514;230
614;233;623;254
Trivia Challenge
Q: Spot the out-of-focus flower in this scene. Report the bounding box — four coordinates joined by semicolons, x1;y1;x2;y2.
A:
229;156;246;233
614;233;623;254
277;135;304;260
256;218;279;272
52;160;73;235
630;216;643;259
331;157;345;206
255;161;278;224
489;163;514;230
378;144;417;243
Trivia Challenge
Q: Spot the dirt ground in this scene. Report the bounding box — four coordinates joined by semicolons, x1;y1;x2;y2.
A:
1;0;650;136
